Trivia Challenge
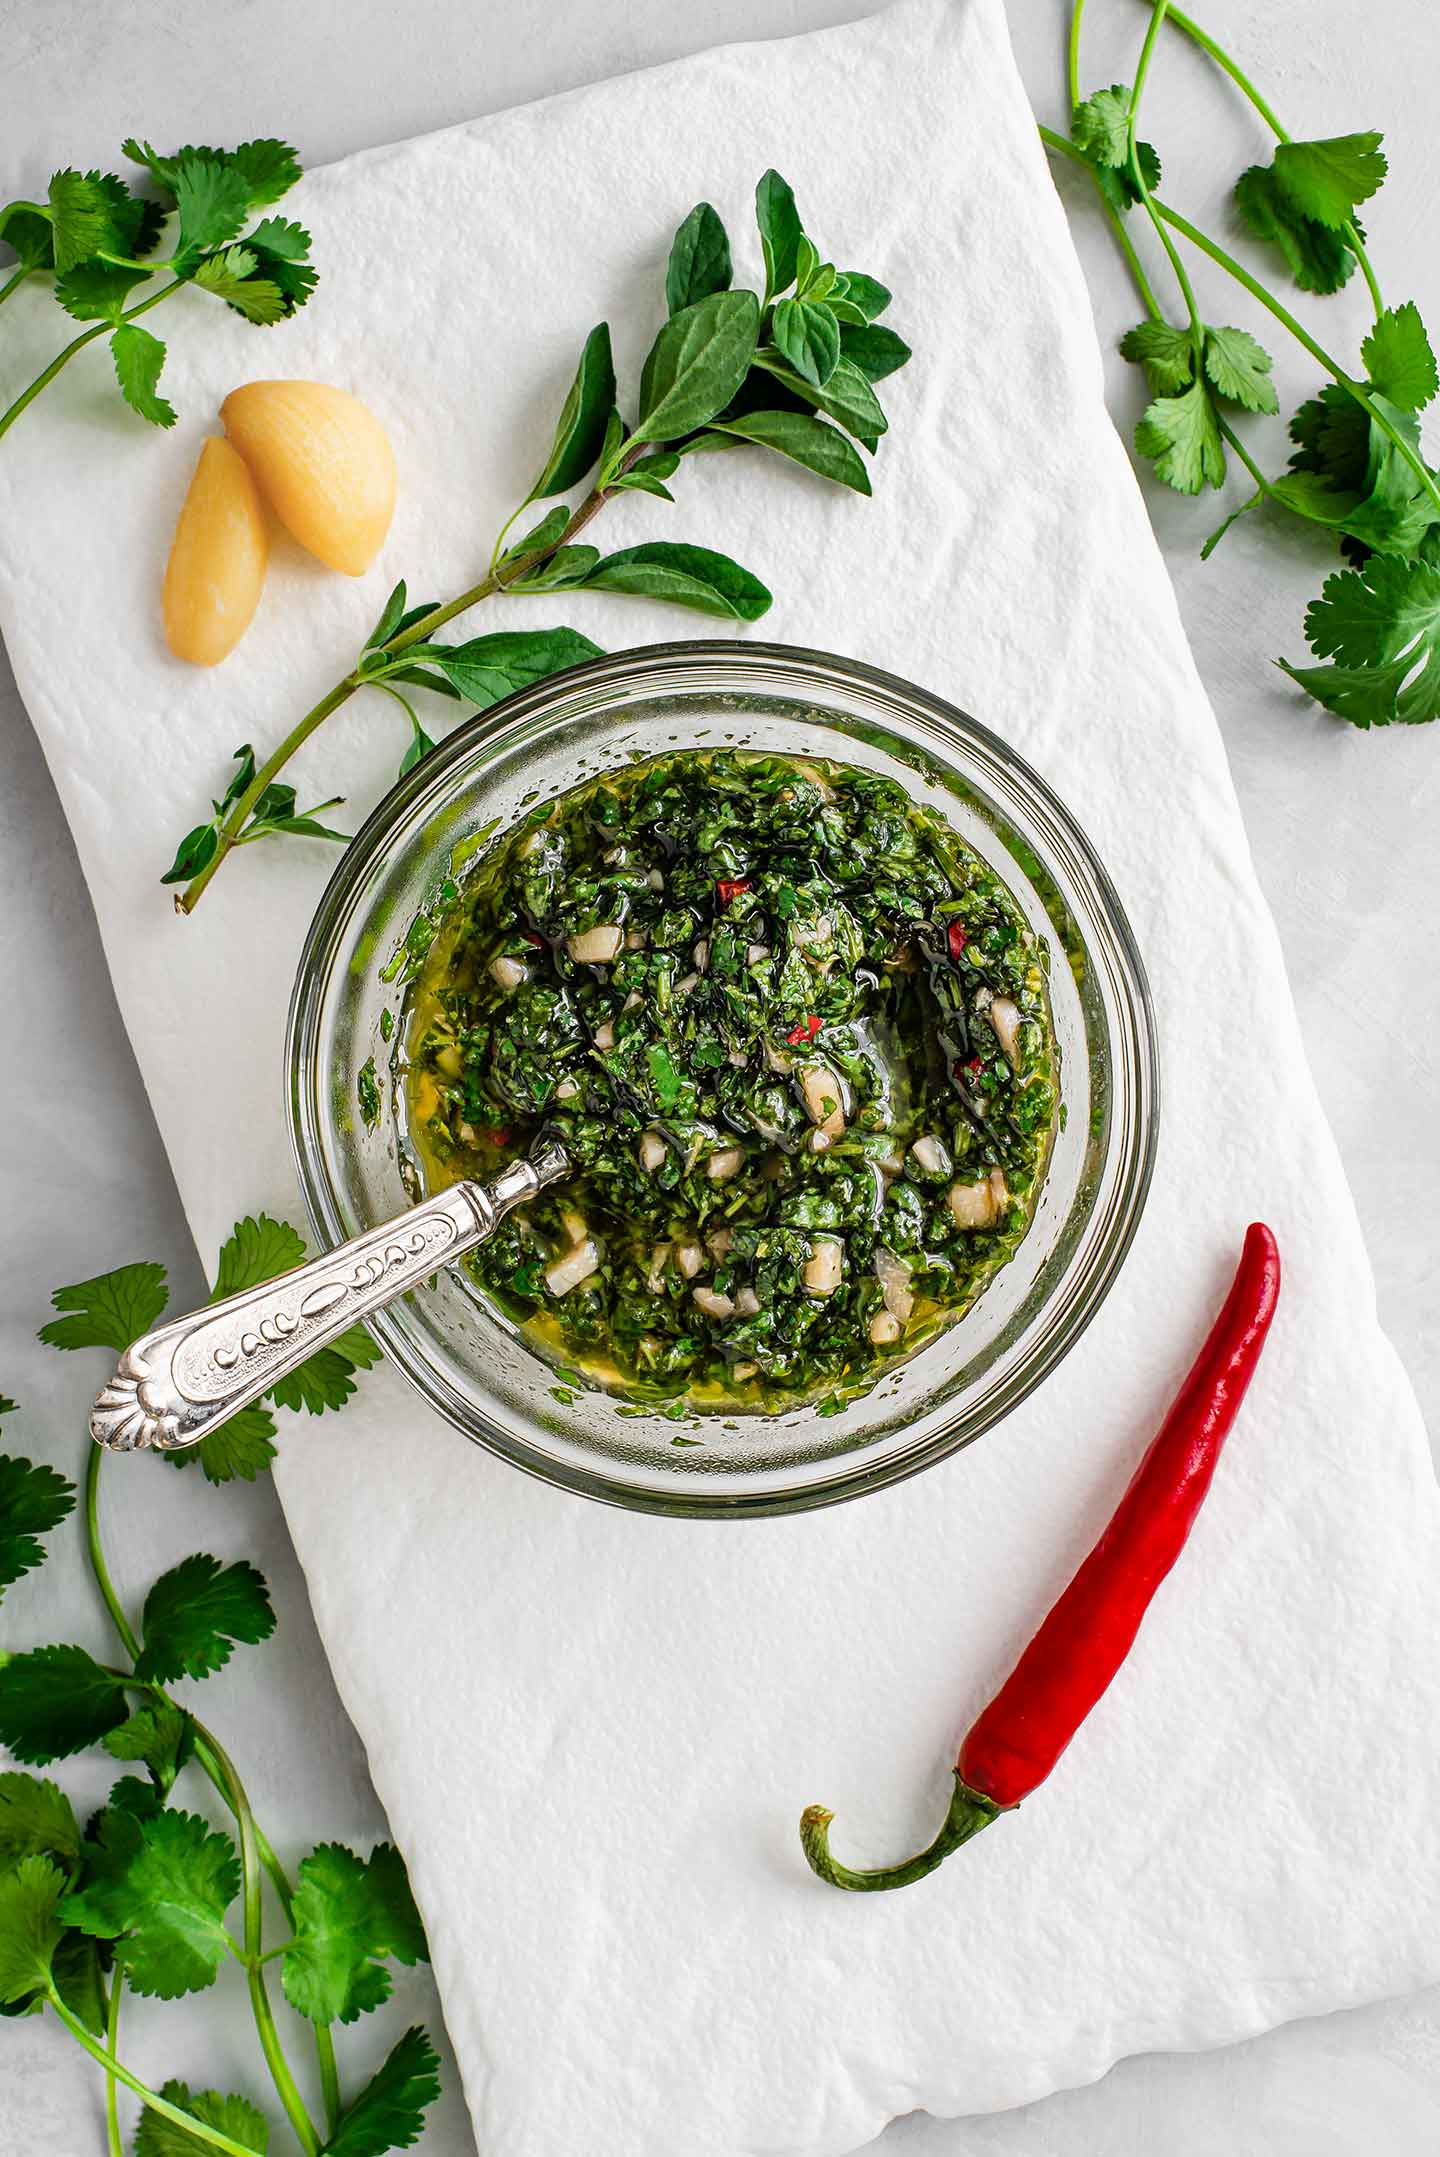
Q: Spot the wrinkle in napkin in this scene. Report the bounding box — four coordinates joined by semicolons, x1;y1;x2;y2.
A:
1;1;1439;2152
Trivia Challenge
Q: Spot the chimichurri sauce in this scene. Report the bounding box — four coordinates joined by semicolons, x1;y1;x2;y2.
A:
404;750;1057;1412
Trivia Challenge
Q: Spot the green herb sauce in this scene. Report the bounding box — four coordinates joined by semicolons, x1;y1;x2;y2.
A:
405;751;1057;1410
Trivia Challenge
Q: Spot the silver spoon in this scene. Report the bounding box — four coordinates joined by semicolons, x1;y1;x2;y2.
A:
88;1143;570;1455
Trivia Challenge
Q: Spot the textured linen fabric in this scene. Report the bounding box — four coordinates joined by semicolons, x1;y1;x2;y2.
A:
1;1;1438;2151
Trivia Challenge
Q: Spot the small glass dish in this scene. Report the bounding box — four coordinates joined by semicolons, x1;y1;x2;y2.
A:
286;641;1159;1517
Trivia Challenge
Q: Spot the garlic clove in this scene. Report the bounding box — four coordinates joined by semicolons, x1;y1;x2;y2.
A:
221;380;396;575
162;437;269;666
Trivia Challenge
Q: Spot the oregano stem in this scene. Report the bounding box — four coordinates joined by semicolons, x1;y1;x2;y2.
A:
48;1993;263;2157
1151;195;1440;520
176;442;644;915
1158;3;1384;318
0;278;182;442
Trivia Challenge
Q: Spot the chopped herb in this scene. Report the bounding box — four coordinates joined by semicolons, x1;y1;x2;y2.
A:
406;750;1056;1410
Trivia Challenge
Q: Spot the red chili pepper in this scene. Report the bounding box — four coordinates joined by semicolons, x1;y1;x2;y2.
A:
715;877;752;905
801;1223;1281;1891
786;1014;823;1046
483;1126;512;1147
946;921;969;960
522;929;546;949
956;1055;983;1080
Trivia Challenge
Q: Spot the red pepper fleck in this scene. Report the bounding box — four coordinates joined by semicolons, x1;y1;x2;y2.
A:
786;1014;823;1046
960;1056;983;1078
946;921;969;960
715;878;752;905
483;1126;512;1147
801;1224;1282;1890
522;929;546;949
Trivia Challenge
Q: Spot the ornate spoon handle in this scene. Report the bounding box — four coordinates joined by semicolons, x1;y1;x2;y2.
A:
90;1145;569;1454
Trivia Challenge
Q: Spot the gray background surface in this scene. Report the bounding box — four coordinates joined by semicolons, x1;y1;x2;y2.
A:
2;2;1437;2151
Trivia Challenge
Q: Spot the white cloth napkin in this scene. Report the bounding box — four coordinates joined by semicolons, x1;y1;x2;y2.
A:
3;1;1439;2149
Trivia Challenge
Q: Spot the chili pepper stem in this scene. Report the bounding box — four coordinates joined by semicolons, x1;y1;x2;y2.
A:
800;1775;1001;1893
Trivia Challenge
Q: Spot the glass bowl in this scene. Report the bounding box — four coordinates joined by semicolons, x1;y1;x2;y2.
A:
286;641;1158;1517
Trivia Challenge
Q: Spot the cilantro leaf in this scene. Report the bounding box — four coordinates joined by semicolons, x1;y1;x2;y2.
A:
0;1855;65;2005
135;2081;271;2157
212;1216;306;1300
1234;165;1356;296
666;202;732;316
0;1773;82;1870
1070;85;1133;167
0;201;54;272
281;1842;426;2025
1279;555;1440;728
1203;325;1278;414
53;260;149;323
0;1645;129;1763
64;1806;240;1998
135;1555;275;1684
228;139;303;210
1118;319;1195;394
267;1349;361;1416
111;325;177;428
247;215;309;260
1360;302;1439;413
165;1405;279;1485
39;1260;168;1353
173;158;252;256
0;1454;76;1599
47;170;117;273
1134;377;1225;493
51;1928;107;2033
1272;132;1387;230
192;248;286;325
1091;138;1161;214
103;1700;195;1795
322;2025;441;2157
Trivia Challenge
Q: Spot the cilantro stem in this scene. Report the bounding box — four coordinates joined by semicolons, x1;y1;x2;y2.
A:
83;1444;342;2139
1151;196;1440;520
1066;0;1086;113
194;1720;323;2157
0;276;182;441
175;446;642;914
103;1972;124;2157
83;1441;142;1662
1127;2;1205;365
1157;3;1384;318
0;266;31;307
1037;124;1163;322
48;1991;264;2157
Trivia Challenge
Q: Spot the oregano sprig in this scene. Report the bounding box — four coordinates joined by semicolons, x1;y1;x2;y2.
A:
0;1227;441;2156
1043;1;1440;729
169;168;911;911
0;140;318;442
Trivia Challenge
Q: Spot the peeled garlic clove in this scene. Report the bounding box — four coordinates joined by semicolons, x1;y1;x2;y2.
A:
221;380;396;575
162;437;269;666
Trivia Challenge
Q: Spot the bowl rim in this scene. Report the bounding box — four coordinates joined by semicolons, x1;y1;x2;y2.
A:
285;637;1160;1516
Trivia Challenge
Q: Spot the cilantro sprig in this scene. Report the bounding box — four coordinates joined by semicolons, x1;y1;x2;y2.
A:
0;139;318;442
0;1227;440;2157
170;168;911;909
1041;3;1440;729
